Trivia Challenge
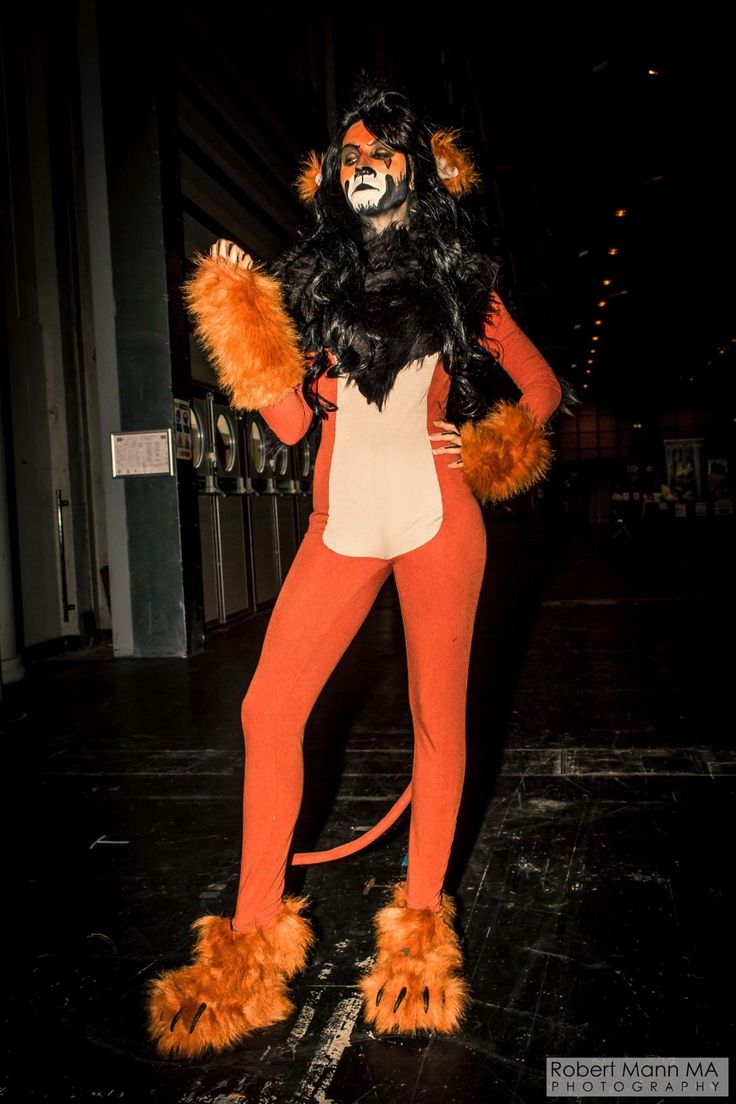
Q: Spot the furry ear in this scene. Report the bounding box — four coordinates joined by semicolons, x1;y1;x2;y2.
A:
460;400;554;504
182;255;305;411
296;150;324;205
431;130;481;198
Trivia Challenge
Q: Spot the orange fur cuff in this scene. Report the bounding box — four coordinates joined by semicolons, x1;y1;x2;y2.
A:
460;400;554;504
182;255;305;410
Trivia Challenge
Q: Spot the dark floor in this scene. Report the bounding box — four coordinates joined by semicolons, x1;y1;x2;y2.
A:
3;511;735;1103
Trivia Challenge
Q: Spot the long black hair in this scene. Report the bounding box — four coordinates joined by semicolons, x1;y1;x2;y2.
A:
269;82;524;424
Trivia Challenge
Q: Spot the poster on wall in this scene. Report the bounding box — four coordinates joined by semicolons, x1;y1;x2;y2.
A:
174;399;193;461
663;438;704;501
706;458;730;498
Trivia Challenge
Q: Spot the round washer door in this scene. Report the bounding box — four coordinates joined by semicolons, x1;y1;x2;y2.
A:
247;418;267;476
296;438;311;479
215;412;237;473
274;444;289;477
190;403;206;469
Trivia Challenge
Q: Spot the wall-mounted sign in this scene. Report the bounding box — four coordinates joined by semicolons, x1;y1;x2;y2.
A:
110;429;174;477
174;399;193;461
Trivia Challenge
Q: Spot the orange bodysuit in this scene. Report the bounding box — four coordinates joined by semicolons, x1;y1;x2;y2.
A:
231;292;562;931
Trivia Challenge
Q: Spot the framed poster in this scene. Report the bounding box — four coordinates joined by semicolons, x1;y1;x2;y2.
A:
663;438;704;501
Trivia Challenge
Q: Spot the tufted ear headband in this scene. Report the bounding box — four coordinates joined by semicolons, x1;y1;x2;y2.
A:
429;129;481;198
296;150;324;205
295;129;480;205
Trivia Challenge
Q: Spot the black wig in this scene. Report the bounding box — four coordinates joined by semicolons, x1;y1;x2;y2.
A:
270;82;547;424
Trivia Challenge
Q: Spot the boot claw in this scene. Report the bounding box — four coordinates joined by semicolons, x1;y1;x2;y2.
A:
358;881;471;1036
146;895;316;1058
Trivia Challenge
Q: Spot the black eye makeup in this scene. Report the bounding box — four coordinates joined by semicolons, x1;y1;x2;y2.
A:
341;143;397;166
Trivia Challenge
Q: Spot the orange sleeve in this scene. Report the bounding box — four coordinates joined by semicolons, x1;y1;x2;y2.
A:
481;292;562;424
258;385;314;445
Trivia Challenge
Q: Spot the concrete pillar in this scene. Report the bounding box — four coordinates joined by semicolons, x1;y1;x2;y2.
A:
82;0;188;656
0;385;24;686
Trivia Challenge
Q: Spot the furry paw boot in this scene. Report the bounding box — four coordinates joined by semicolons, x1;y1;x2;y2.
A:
358;881;471;1035
146;894;316;1058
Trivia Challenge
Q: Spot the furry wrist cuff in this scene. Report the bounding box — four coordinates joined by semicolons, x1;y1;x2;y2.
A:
460;400;554;505
182;255;305;410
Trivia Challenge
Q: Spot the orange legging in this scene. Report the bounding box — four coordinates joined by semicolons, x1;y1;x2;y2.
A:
232;499;486;931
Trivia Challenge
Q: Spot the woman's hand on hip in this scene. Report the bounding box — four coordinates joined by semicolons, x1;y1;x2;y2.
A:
209;238;254;270
429;420;463;468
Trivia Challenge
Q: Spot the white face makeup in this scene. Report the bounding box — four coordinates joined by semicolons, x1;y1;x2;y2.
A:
340;120;410;217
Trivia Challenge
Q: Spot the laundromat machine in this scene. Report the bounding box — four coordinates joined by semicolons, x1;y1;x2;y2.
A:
188;387;318;629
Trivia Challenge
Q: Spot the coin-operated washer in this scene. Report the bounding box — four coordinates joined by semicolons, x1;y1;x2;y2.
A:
211;398;250;620
191;392;252;627
190;396;220;626
287;423;320;542
241;410;308;606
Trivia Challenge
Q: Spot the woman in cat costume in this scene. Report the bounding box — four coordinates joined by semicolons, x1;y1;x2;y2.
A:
146;83;576;1058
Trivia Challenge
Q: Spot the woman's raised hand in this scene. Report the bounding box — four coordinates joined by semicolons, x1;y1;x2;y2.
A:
429;420;463;469
209;239;254;270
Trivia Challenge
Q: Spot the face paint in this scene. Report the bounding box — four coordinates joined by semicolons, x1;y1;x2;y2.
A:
340;120;410;217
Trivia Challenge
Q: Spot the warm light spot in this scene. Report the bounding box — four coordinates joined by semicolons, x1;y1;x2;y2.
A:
648;68;659;76
633;423;642;429
587;358;594;365
583;383;589;389
615;209;627;218
602;278;612;286
598;300;607;308
608;247;618;256
585;368;592;374
595;320;603;326
592;335;600;342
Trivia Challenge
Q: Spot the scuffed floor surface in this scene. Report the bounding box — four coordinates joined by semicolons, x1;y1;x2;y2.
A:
2;514;734;1102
